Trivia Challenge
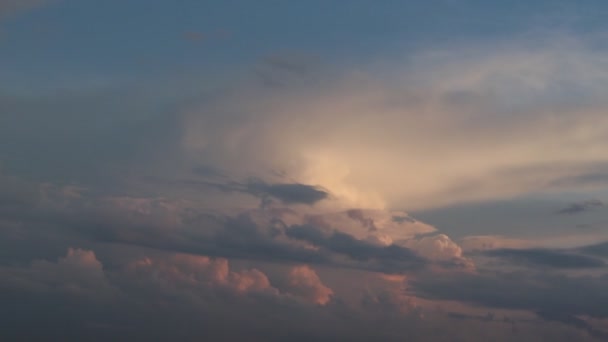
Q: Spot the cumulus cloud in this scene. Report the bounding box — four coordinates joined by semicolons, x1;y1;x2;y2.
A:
127;254;279;297
0;245;601;341
404;234;470;265
0;176;465;275
285;265;333;305
3;28;608;340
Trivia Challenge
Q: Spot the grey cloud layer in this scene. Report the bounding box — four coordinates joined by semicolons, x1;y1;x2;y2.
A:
557;199;605;215
412;269;608;320
483;248;606;269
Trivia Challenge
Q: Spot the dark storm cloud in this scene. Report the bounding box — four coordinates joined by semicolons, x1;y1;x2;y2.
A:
557;199;604;215
483;248;606;269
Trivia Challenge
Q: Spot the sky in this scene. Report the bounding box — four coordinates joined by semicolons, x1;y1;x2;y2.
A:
2;0;608;341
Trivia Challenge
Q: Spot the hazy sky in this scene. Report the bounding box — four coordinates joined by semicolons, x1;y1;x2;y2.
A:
2;1;608;341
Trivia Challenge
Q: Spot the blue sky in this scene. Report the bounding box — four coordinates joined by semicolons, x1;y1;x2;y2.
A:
3;0;607;87
2;1;608;340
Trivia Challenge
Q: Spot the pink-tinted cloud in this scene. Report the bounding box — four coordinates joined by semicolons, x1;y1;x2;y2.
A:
128;254;279;297
286;265;333;305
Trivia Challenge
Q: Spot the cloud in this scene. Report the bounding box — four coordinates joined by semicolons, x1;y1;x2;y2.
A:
191;178;329;207
286;225;426;273
579;241;608;257
0;246;601;341
483;248;606;269
557;199;604;215
412;270;608;319
0;177;453;274
536;311;608;340
3;37;608;213
404;234;469;263
174;38;608;211
126;254;280;298
0;247;114;297
285;265;333;305
245;179;329;206
459;235;533;252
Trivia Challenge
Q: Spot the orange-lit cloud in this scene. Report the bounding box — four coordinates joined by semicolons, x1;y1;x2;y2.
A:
180;38;608;211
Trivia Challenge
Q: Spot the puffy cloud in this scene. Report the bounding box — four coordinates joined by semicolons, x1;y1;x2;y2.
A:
127;254;279;297
404;234;463;261
0;245;601;341
0;173;474;275
286;265;333;305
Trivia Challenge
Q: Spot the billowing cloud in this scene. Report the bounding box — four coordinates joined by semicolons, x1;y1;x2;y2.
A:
126;254;281;300
177;39;608;211
285;265;333;305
